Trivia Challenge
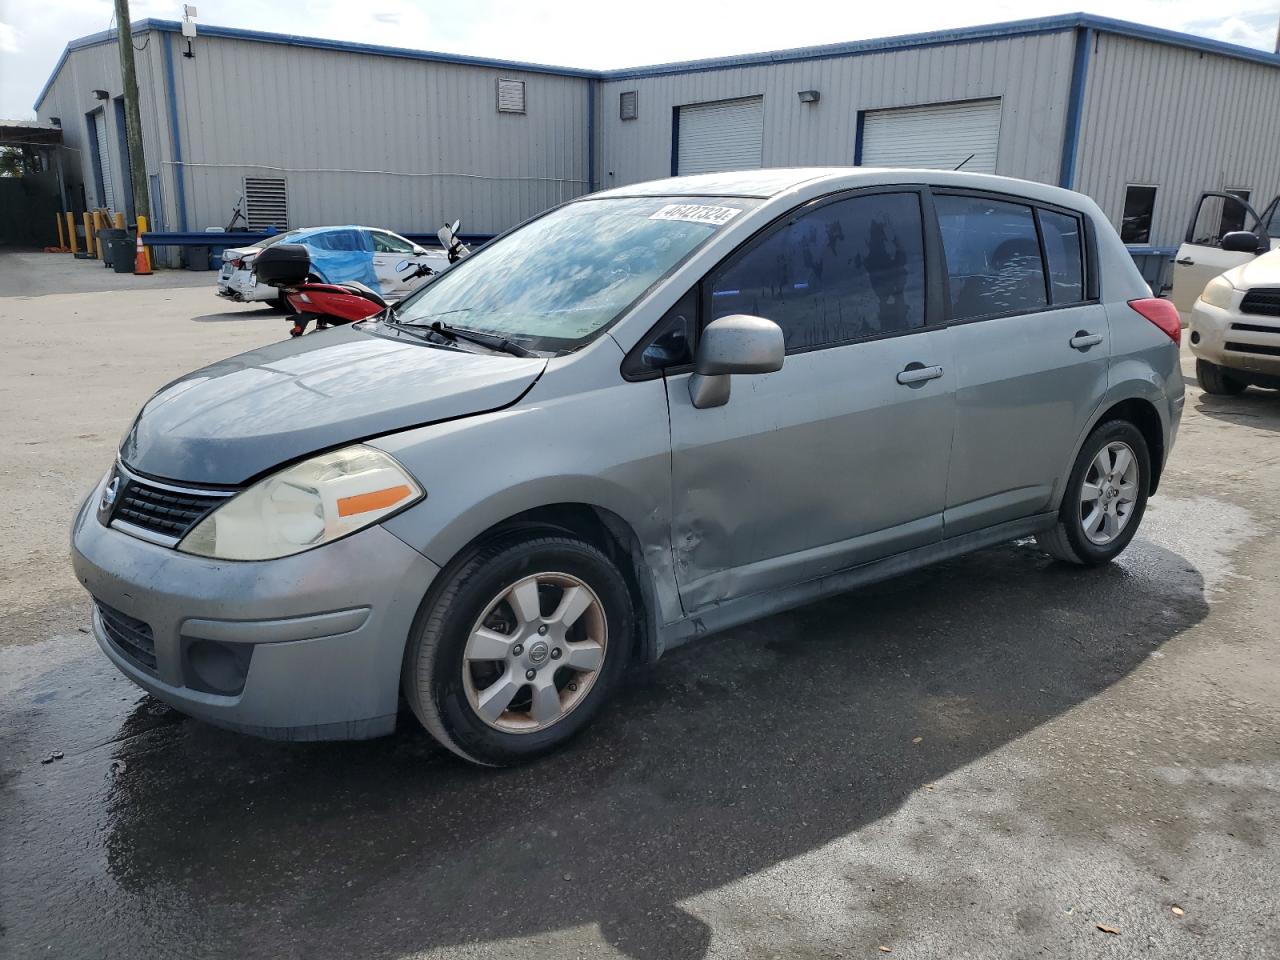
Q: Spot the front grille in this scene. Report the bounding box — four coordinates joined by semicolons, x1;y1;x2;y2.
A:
112;476;232;540
97;602;157;673
1240;288;1280;317
1229;322;1280;335
1225;341;1280;358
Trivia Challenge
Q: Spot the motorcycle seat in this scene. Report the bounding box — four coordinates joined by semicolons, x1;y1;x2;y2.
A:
337;281;388;308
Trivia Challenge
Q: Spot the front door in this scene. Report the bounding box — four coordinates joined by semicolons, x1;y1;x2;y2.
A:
1170;192;1280;322
371;230;421;298
932;192;1110;535
664;189;955;613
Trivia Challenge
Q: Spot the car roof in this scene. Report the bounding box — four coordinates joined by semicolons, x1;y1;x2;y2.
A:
589;167;1091;210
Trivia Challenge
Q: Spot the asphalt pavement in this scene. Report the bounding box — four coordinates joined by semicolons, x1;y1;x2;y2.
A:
1;250;1278;959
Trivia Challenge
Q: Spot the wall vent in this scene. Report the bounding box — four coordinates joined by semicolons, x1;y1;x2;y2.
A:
496;78;526;114
243;177;288;230
619;90;638;121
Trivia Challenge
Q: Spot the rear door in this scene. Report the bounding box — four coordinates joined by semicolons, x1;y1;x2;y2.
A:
663;188;955;611
1170;192;1274;321
933;191;1109;536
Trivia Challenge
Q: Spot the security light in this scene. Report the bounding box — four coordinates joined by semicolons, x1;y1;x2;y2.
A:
797;90;820;104
92;89;109;100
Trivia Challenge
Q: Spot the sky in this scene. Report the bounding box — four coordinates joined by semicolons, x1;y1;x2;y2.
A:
0;0;1277;119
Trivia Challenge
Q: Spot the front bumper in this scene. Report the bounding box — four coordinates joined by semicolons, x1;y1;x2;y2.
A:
70;478;439;740
1189;300;1280;378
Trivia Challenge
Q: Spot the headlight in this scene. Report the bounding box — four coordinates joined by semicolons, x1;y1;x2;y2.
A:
1199;276;1236;309
178;445;423;560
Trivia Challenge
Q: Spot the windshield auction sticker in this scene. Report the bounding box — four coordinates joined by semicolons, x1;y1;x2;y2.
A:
649;204;743;226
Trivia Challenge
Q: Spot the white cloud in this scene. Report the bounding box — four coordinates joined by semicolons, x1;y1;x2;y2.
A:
0;21;19;55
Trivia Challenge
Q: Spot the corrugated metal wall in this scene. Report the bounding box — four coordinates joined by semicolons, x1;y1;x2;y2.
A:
1074;32;1280;249
159;34;591;235
595;31;1077;191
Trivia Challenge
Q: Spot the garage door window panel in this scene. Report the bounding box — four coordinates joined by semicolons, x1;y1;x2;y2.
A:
935;195;1048;322
706;192;927;352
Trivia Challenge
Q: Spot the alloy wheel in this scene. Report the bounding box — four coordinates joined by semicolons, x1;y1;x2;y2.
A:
461;572;608;733
1079;440;1140;545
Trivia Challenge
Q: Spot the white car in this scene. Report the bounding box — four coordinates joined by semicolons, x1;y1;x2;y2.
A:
217;226;447;307
1189;247;1280;395
1169;191;1280;325
217;230;307;308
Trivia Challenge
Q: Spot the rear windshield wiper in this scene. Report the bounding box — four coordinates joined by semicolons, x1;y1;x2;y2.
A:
429;320;536;358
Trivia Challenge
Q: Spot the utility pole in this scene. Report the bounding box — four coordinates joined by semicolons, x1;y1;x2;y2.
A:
113;0;150;223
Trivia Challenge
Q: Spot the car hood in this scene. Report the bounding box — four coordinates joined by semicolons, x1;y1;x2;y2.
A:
1226;248;1280;289
120;325;545;485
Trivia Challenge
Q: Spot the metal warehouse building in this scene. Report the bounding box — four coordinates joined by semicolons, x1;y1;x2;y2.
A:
31;12;1280;275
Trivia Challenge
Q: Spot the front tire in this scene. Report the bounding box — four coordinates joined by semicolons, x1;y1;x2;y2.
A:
403;534;633;766
1036;420;1150;566
1196;359;1247;396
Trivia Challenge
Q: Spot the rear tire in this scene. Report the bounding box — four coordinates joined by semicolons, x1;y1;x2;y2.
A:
1037;419;1150;566
403;533;633;766
1196;359;1247;395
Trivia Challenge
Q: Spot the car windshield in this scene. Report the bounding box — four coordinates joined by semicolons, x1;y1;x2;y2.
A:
393;196;759;351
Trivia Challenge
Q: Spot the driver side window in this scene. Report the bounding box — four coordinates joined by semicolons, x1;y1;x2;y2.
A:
705;192;927;352
373;231;414;254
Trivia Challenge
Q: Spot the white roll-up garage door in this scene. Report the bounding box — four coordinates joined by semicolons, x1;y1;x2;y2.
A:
92;111;117;213
677;96;764;176
860;98;1001;174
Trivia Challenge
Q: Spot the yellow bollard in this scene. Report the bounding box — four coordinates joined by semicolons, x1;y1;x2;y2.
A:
55;214;66;249
66;212;78;254
92;210;104;259
136;215;153;274
82;213;95;257
113;211;125;229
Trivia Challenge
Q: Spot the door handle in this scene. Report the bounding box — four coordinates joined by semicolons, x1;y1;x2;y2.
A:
1069;331;1104;350
1176;257;1195;265
896;363;944;385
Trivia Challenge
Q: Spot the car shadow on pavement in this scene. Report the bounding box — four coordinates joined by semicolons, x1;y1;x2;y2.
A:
190;307;282;323
73;539;1206;960
1194;389;1280;433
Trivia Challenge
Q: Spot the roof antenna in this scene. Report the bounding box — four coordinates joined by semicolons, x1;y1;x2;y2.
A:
953;153;976;171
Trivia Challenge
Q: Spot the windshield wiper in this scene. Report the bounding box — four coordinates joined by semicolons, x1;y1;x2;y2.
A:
380;313;459;349
429;320;535;358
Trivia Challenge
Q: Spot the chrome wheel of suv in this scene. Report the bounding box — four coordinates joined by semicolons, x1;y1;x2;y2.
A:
1080;441;1140;545
462;572;608;733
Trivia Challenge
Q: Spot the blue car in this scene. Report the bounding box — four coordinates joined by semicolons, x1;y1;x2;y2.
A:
217;225;447;305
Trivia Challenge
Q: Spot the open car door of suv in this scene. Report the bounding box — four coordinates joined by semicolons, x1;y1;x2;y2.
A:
1170;192;1280;322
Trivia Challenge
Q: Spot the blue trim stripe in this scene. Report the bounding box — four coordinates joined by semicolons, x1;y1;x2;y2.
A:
37;12;1280;112
853;110;866;166
1058;27;1092;188
669;107;680;177
587;81;596;193
161;32;188;232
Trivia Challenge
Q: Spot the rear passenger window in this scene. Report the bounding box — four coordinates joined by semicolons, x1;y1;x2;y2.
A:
707;192;926;351
935;195;1047;321
1038;209;1085;304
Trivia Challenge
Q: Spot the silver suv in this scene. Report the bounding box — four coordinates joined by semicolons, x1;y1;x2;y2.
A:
72;169;1184;765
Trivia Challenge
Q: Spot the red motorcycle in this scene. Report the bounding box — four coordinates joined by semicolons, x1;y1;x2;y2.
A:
254;221;470;337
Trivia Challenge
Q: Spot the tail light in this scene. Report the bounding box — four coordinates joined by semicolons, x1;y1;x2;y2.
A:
1128;297;1181;346
230;258;244;269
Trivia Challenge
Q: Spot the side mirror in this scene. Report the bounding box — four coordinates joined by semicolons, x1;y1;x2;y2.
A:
1221;230;1266;255
688;314;784;409
411;245;428;256
451;218;462;235
395;259;411;272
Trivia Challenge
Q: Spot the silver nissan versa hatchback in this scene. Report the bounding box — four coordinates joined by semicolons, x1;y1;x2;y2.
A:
72;168;1184;765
